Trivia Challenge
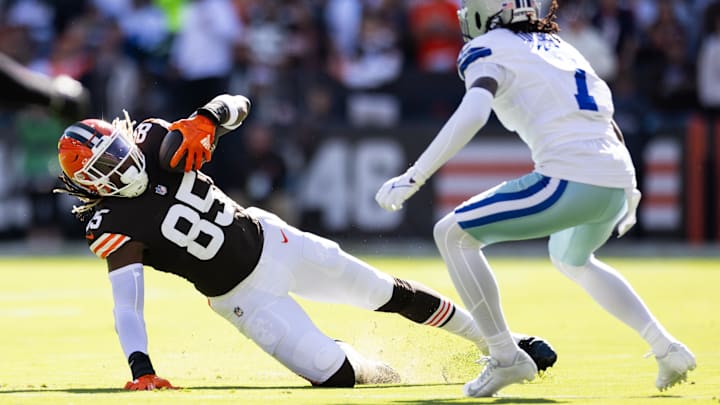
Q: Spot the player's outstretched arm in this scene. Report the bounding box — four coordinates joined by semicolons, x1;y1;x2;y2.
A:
0;52;90;122
376;81;495;211
107;243;177;390
164;94;251;172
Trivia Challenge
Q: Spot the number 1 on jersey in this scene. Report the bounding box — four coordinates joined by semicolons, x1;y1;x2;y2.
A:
574;69;599;111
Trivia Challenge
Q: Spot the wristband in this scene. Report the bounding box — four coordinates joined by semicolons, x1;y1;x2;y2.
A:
197;94;249;131
196;101;226;126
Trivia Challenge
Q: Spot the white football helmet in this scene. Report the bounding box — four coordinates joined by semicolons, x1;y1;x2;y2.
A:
58;112;148;198
458;0;541;40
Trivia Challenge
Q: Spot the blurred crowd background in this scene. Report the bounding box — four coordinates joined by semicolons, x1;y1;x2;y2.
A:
0;0;719;244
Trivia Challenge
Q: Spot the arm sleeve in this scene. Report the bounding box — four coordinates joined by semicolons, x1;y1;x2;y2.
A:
109;263;149;359
413;87;494;180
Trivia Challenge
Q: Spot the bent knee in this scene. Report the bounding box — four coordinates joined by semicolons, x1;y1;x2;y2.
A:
433;213;468;245
433;213;454;244
550;255;587;282
434;213;480;250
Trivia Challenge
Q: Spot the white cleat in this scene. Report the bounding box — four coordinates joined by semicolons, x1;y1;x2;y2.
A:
463;351;537;397
336;341;401;385
654;343;696;391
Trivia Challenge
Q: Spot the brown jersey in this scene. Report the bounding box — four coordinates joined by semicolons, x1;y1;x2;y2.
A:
84;118;263;297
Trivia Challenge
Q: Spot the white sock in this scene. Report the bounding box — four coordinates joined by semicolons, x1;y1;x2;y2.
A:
553;256;676;353
485;330;521;365
641;322;676;356
439;305;488;353
428;298;541;355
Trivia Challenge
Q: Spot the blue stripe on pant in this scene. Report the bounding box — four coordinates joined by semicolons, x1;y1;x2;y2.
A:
456;175;567;229
451;172;627;264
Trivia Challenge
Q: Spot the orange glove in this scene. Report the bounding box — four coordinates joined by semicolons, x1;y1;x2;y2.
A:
168;114;216;172
124;374;178;390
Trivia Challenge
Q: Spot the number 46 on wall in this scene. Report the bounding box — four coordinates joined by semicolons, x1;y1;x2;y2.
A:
298;138;405;232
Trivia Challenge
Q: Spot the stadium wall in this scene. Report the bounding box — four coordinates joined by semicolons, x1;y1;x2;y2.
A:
0;122;711;243
293;125;694;241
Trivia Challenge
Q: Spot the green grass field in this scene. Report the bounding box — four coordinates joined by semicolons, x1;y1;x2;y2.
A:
0;255;718;404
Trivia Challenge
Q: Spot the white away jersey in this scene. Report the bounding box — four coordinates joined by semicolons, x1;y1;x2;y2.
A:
456;29;636;189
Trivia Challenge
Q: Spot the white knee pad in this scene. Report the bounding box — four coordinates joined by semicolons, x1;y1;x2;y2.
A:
241;296;346;383
550;255;587;283
277;320;345;383
243;306;290;355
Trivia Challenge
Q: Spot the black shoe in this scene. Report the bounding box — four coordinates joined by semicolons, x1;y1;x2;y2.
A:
518;336;557;372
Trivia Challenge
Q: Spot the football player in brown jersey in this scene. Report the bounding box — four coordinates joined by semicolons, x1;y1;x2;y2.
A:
55;94;556;390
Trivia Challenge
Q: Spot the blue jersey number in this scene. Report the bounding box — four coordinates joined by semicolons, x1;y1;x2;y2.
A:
573;69;599;111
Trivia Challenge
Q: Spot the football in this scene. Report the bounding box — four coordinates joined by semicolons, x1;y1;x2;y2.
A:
158;129;195;173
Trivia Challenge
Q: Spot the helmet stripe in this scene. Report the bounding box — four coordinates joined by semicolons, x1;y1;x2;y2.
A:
65;123;102;148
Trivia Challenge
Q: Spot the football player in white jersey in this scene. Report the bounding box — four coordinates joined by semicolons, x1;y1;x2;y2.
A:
376;0;696;398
